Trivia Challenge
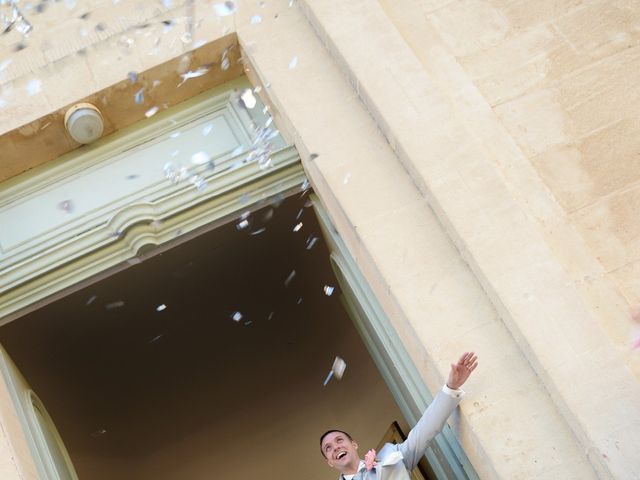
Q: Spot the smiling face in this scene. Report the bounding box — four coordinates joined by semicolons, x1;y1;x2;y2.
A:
321;431;360;474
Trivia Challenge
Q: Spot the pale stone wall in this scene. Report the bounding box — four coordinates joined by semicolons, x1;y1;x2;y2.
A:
377;0;640;350
1;0;640;479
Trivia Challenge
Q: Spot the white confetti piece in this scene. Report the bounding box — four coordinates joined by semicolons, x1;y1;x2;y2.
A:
343;172;352;184
250;14;262;24
26;79;41;96
250;228;266;235
91;429;107;437
323;356;346;386
0;58;12;73
323;285;334;296
191;151;210;165
288;56;298;69
128;71;138;83
284;270;296;287
231;311;243;322
236;219;249;230
240;88;257;109
190;175;207;191
306;236;318;250
293;222;303;232
178;67;210;86
105;300;125;310
202;123;213;135
156;304;167;312
213;1;236;16
145;106;159;118
149;334;163;343
85;295;97;306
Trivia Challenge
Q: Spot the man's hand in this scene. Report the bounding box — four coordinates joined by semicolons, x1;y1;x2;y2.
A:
364;449;377;471
446;352;478;390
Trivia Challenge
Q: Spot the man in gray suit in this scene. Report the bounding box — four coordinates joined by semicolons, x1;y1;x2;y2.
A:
320;352;478;480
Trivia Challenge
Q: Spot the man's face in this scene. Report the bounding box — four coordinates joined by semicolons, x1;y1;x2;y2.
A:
321;432;359;470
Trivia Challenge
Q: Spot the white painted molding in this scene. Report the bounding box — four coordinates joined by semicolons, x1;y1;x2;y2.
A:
0;77;304;323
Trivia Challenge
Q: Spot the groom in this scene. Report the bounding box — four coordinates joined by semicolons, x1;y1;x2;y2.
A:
320;352;478;480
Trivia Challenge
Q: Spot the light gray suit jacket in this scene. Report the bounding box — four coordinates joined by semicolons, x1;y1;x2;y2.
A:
339;389;461;480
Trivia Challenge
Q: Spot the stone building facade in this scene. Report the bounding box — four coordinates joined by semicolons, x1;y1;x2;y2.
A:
0;0;639;478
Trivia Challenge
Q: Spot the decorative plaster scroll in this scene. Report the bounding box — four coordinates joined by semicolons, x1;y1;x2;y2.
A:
0;77;304;322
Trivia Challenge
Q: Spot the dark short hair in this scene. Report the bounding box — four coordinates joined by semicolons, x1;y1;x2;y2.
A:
319;429;353;457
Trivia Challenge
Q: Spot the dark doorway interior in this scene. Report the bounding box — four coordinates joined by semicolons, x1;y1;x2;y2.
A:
0;193;405;480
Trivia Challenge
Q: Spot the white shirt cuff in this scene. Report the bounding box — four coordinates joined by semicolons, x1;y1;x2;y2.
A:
442;384;464;398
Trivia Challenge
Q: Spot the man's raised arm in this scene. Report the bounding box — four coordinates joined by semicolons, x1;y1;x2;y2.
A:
398;352;478;470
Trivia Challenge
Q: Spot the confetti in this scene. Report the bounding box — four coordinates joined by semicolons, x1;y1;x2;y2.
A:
134;88;144;104
0;58;12;73
288;56;298;69
190;174;207;191
296;208;304;220
58;199;74;213
343;172;352;184
145;106;159;118
267;311;274;320
1;3;32;36
284;270;296;287
202;123;213;135
26;79;41;96
178;67;210;86
306;236;318;250
170;131;181;138
323;356;346;386
231;311;243;322
250;228;266;235
236;219;249;230
213;1;236;16
190;151;210;165
250;14;262;24
323;285;334;296
105;300;125;310
293;222;303;232
85;295;97;306
300;179;309;190
239;88;257;109
149;334;163;343
156;304;167;312
244;320;253;326
91;429;107;437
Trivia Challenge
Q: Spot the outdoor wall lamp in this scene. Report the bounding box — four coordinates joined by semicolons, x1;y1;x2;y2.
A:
64;103;104;144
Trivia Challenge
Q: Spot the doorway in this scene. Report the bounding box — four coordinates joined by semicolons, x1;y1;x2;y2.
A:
0;192;409;480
